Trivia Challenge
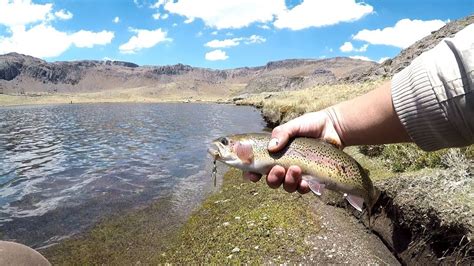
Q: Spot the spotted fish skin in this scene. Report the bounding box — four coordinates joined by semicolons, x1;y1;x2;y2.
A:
209;133;380;213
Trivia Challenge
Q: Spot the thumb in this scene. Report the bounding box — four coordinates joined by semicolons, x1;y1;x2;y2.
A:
268;121;301;152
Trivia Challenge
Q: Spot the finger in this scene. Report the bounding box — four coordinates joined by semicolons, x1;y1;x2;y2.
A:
297;179;311;194
243;172;262;182
266;165;286;189
283;165;302;193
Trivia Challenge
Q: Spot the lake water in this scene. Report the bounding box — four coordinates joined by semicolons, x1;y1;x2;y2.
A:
0;103;266;247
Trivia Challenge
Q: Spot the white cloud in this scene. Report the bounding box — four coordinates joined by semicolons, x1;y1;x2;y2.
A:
274;0;373;30
225;32;233;36
245;34;266;44
205;35;266;48
0;24;114;58
0;0;52;27
205;38;241;48
205;49;228;61
353;19;446;48
133;0;143;8
359;44;368;52
71;30;114;48
151;0;171;9
164;0;286;29
196;31;203;37
103;56;116;61
172;23;178;27
54;9;73;20
113;16;120;23
119;28;171;54
151;12;168;20
259;24;271;30
378;57;390;63
349;55;373;61
340;42;354;52
0;1;113;58
184;17;194;24
211;31;218;35
339;42;368;52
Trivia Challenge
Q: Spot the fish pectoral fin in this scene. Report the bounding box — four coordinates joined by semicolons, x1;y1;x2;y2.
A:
345;194;364;212
305;178;325;196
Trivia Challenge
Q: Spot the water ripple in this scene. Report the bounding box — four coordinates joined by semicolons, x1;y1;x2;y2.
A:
0;103;265;246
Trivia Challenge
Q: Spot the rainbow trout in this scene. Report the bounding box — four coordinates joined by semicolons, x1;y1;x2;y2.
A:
208;133;380;219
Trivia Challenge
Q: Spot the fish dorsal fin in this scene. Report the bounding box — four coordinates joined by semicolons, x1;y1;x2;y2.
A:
345;194;364;212
305;178;325;196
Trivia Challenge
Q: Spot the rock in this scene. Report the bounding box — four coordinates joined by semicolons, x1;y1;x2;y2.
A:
231;247;240;253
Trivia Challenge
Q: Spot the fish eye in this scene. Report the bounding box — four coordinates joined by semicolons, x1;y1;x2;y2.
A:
219;137;228;145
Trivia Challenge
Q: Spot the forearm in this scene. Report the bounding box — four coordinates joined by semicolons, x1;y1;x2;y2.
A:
328;81;411;147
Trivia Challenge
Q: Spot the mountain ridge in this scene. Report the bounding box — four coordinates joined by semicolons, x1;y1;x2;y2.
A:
0;53;376;98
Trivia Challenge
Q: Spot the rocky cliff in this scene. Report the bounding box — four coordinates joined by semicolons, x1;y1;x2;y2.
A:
0;53;375;97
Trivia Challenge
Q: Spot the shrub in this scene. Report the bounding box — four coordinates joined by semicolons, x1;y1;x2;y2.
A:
379;143;473;173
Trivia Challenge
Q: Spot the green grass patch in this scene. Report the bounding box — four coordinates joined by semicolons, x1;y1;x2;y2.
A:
157;168;320;264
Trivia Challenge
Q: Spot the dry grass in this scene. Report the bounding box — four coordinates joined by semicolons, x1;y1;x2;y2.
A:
237;81;384;125
0;87;227;107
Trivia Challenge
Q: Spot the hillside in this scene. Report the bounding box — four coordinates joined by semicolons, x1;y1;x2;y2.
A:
344;14;474;82
0;53;375;101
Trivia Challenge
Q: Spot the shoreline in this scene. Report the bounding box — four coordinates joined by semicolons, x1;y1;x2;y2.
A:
0;92;232;107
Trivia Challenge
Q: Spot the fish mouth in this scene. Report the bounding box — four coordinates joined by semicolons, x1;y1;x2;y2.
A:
208;140;239;164
208;141;224;160
208;146;220;160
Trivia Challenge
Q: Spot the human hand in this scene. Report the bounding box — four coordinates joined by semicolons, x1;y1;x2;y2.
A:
244;108;343;194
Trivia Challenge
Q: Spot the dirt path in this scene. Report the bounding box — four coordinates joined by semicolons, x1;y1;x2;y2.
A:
304;197;400;265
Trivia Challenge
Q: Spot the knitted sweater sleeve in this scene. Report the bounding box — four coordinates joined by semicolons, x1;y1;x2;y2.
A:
391;23;474;151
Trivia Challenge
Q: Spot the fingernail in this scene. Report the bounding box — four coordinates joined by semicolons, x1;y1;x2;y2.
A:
268;138;279;149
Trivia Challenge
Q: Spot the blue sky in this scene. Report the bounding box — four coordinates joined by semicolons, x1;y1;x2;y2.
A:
0;0;472;69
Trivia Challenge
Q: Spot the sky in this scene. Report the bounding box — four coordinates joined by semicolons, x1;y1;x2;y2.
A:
0;0;472;69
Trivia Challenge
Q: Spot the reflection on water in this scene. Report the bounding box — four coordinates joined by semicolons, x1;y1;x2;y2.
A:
0;103;265;247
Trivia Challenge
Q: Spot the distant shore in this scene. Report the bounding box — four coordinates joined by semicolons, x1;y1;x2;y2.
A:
0;91;230;107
